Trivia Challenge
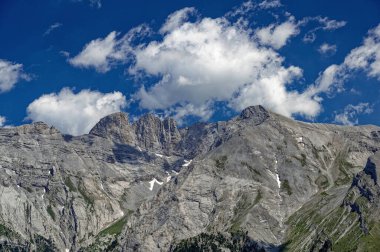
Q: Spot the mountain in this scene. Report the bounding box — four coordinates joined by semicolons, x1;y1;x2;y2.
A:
0;106;379;251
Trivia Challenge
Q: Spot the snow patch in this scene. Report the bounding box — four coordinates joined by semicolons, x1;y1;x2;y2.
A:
275;173;281;188
268;169;281;189
137;146;142;152
172;170;179;175
65;249;70;252
148;178;163;191
155;153;163;158
166;176;171;182
182;159;192;167
296;136;305;147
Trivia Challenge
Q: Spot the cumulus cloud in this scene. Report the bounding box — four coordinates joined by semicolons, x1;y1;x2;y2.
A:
69;32;125;73
159;7;197;34
334;103;373;126
255;16;299;49
43;22;62;36
311;23;380;95
318;43;337;55
0;59;30;93
0;116;6;127
69;26;149;73
69;4;351;122
129;10;321;120
26;88;127;135
343;24;380;79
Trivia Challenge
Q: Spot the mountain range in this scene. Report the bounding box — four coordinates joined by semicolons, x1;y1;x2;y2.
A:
0;105;379;251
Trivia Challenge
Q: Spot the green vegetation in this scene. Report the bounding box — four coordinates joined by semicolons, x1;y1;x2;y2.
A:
173;231;260;252
215;155;228;169
281;180;292;195
230;191;262;232
64;177;77;192
333;151;355;186
78;185;94;207
99;216;128;237
83;210;134;251
46;205;56;222
0;223;20;239
254;190;262;205
284;187;380;252
34;234;56;252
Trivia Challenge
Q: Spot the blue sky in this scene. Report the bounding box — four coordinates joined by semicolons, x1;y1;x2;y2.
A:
0;0;379;135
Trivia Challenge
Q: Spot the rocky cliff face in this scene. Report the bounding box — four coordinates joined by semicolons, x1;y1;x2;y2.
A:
0;106;379;251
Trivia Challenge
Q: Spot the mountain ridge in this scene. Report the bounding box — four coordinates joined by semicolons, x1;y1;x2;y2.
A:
0;105;379;251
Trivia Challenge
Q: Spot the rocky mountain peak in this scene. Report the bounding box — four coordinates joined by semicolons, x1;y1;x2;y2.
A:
89;112;135;144
18;121;60;135
239;105;270;124
364;151;380;184
133;113;181;154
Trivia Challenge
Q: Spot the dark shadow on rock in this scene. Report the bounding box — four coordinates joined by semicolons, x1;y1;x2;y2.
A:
112;143;147;163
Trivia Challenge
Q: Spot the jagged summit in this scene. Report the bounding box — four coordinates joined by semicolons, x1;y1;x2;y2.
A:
17;121;60;135
89;111;135;144
239;105;270;124
363;151;380;184
0;103;380;251
89;111;181;154
90;105;271;138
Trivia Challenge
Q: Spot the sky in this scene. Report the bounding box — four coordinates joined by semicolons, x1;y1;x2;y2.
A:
0;0;380;135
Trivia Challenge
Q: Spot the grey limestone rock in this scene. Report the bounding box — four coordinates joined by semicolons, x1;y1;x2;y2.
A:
0;106;379;251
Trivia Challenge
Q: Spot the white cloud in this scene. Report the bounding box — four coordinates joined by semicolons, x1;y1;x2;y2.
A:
258;0;282;9
334;103;373;126
0;116;6;127
311;23;380;95
43;22;62;36
69;5;350;122
343;24;380;79
0;59;30;93
255;17;299;49
69;31;124;73
302;16;347;43
226;0;281;17
159;7;197;34
129;10;321;120
318;43;337;55
69;25;149;73
26;88;127;136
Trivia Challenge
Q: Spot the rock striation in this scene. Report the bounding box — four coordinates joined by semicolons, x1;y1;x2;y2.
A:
0;105;379;251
